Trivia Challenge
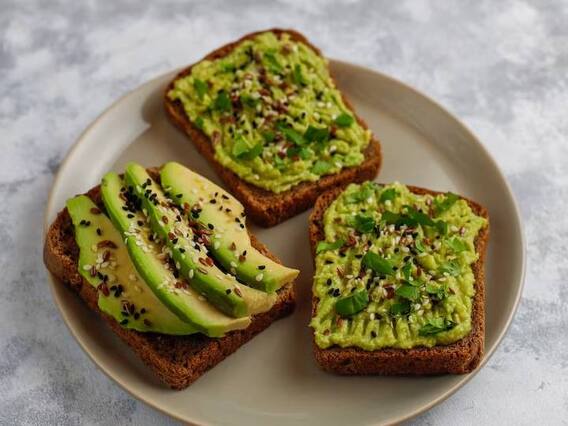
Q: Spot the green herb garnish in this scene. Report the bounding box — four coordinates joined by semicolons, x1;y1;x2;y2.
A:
263;51;282;73
195;116;204;129
379;188;399;203
240;94;258;108
335;289;369;317
232;136;262;160
335;113;354;127
293;64;307;86
193;79;208;100
438;260;461;277
434;193;460;215
353;214;375;233
395;284;419;301
390;300;411;315
316;239;345;254
262;131;275;142
419;318;455;336
213;90;232;113
278;123;307;146
426;283;447;300
345;183;376;204
362;252;394;275
304;125;329;143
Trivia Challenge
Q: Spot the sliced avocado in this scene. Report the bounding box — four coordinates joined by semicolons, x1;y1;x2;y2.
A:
101;172;251;337
66;195;197;335
160;162;299;292
123;162;276;317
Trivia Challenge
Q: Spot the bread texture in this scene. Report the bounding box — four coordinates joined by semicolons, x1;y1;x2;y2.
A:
164;28;382;227
43;169;295;390
308;185;489;375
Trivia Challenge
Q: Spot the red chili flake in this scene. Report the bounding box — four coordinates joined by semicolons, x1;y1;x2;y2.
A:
168;232;176;240
323;329;330;336
183;203;190;212
416;267;422;277
281;44;292;55
234;287;243;297
229;242;237;251
384;286;395;299
277;151;286;159
97;240;117;249
330;124;338;138
144;319;152;326
90;265;97;277
239;254;246;262
90;207;101;214
97;283;110;297
205;257;214;267
198;258;208;267
102;250;111;262
175;281;187;289
162;215;168;224
337;267;344;278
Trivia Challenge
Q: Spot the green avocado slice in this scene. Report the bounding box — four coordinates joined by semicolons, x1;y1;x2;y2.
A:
101;172;251;337
123;163;276;318
66;195;198;335
160;162;299;292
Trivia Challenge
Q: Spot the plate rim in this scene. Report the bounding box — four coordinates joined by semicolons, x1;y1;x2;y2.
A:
42;59;526;426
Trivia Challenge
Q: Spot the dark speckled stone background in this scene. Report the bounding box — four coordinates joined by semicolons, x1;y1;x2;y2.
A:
1;0;566;424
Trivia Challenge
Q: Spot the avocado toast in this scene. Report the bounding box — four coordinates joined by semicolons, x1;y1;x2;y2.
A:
308;182;489;374
43;162;298;389
165;29;382;227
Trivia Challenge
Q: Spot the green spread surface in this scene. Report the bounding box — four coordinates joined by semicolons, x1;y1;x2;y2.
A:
310;182;487;350
168;31;371;193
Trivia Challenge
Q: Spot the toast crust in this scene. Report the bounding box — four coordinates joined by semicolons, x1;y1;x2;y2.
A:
43;169;295;390
164;28;382;227
308;185;489;375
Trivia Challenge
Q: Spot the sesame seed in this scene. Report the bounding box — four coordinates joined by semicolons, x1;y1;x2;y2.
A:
255;273;264;282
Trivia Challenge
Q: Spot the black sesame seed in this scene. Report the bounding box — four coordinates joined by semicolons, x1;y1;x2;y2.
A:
127;214;134;218
394;248;399;253
210;199;217;204
371;331;377;338
225;289;232;294
96;228;102;236
239;224;244;229
176;194;183;198
120;319;128;325
208;223;214;230
140;308;146;314
179;248;185;253
326;278;332;285
137;220;144;226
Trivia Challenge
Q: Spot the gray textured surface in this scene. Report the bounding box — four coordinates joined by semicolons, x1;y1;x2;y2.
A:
1;0;566;424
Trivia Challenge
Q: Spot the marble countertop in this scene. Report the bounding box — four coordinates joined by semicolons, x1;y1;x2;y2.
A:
1;0;566;424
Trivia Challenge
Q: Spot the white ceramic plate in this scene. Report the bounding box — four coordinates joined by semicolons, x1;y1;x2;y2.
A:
44;61;525;425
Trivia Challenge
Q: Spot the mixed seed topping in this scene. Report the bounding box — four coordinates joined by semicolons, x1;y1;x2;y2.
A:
311;182;487;350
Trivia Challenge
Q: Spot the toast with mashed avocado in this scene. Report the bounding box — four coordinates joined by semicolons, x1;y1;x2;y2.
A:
165;28;382;227
43;162;298;389
308;182;489;375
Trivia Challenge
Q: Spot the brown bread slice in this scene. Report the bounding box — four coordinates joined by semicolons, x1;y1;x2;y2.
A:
164;28;382;227
308;185;489;375
43;169;295;390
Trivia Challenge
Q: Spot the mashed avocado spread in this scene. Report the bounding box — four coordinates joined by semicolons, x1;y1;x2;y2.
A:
310;182;487;350
168;31;371;193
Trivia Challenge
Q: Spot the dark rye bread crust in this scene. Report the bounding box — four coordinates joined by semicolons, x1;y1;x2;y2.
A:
164;28;382;227
308;185;489;375
43;169;295;390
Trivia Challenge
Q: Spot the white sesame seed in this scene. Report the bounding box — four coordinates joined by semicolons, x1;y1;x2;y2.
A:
255;273;264;282
82;264;92;271
188;269;194;279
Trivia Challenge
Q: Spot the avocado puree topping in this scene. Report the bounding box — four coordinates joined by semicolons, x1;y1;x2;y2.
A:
310;182;487;350
168;31;371;193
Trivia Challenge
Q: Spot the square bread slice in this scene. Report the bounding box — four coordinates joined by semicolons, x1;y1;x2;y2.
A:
308;185;489;375
43;169;295;390
164;28;382;227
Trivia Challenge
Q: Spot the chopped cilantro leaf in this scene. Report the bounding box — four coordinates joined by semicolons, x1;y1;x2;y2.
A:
213;90;232;113
193;79;208;100
419;318;455;336
353;214;375;233
379;188;399;203
263;51;282;73
390;300;411;316
335;113;354;127
362;252;394;275
316;239;345;254
434;193;460;215
335;289;369;317
293;64;307;86
438;260;461;277
194;116;204;129
448;237;468;252
395;284;419;301
304;125;330;143
232;136;262;160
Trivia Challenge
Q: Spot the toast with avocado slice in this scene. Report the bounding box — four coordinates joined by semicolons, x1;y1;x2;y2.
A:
308;182;489;375
164;28;382;227
43;164;298;389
